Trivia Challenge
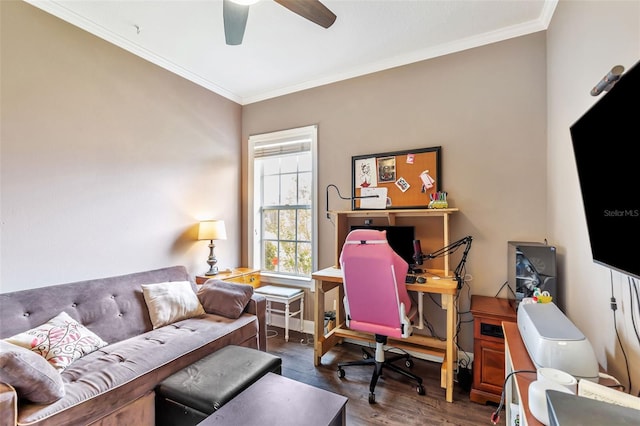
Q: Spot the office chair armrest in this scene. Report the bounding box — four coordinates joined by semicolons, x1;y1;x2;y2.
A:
400;303;413;338
343;296;351;328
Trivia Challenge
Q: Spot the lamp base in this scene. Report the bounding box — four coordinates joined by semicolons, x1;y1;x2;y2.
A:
204;240;219;276
204;266;219;276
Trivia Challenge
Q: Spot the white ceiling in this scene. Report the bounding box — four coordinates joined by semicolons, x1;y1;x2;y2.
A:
26;0;557;105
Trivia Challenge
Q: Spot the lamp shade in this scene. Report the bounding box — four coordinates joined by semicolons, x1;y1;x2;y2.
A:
198;220;227;241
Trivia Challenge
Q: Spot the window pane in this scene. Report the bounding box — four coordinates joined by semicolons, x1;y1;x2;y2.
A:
298;172;312;205
279;242;296;274
279;210;296;240
263;175;280;206
280;174;298;205
263;240;278;272
280;155;297;174
263;210;278;239
298;153;311;172
297;242;312;275
297;209;311;241
262;158;280;175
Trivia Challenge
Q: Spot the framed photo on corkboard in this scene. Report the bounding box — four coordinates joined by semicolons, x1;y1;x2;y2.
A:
351;146;441;210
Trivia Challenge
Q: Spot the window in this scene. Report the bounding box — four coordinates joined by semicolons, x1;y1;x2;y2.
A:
248;125;318;287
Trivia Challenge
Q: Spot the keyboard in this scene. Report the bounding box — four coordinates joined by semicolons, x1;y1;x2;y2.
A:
405;275;417;284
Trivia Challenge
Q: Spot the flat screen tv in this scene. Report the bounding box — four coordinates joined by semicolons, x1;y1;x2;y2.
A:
349;225;415;270
570;59;640;280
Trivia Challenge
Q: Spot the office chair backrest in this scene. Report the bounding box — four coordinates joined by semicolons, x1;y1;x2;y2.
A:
339;229;413;339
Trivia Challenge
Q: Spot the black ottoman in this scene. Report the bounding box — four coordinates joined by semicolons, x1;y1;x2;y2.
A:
155;345;282;426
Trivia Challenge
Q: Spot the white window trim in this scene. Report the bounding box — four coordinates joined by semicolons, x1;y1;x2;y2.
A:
247;125;318;289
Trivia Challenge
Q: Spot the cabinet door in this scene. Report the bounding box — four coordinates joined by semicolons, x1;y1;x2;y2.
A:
473;338;506;395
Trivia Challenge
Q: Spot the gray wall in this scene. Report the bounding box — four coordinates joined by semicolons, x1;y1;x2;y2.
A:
1;1;242;292
242;33;548;353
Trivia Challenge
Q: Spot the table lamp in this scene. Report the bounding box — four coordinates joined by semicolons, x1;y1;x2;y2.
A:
198;220;227;276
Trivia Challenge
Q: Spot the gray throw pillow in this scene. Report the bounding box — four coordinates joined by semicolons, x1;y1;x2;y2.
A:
0;340;65;404
197;280;253;319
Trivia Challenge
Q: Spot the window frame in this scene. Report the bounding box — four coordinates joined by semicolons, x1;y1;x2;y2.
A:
247;125;318;289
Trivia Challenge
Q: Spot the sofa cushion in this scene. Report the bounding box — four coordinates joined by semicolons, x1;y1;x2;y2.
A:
197;280;253;319
5;311;108;372
14;313;259;425
0;340;65;404
142;281;205;329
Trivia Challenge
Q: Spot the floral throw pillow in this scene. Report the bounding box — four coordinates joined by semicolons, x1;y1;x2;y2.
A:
5;311;108;372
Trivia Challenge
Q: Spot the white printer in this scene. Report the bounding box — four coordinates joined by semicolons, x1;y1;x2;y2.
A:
517;302;599;382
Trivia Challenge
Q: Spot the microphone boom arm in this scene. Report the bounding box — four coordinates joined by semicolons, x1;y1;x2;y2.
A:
418;235;473;289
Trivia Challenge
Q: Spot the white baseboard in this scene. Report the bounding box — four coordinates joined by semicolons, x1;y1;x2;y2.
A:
264;315;314;337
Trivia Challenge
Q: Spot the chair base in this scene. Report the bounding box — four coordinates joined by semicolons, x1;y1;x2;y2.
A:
337;335;425;404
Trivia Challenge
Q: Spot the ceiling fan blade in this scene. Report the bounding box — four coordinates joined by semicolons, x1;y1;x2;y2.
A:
223;0;250;45
274;0;337;29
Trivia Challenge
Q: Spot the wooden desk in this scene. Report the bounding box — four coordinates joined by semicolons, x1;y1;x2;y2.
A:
311;266;458;402
503;321;542;426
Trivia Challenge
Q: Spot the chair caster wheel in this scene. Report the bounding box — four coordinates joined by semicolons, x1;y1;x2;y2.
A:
368;392;376;404
337;368;345;378
417;384;426;395
405;359;414;368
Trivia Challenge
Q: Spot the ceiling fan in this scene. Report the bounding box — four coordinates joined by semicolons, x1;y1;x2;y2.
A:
223;0;337;45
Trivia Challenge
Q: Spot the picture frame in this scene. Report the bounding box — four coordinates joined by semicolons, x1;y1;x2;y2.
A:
377;156;396;182
351;146;441;210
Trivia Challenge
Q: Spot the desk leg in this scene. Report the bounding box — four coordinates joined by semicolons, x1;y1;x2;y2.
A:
443;293;456;402
336;283;345;328
313;280;324;366
416;291;424;330
313;279;343;366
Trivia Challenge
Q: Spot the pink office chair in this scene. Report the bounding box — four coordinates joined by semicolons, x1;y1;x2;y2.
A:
337;229;425;404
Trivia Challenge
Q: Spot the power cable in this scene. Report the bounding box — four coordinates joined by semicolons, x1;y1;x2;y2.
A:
610;270;632;394
491;369;537;424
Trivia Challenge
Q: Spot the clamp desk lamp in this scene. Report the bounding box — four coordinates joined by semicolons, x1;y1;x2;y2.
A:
325;184;380;218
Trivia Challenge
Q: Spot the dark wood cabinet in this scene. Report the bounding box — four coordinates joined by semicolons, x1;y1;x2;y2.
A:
469;295;516;404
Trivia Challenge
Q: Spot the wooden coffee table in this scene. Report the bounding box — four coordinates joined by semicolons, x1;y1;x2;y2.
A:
197;373;347;426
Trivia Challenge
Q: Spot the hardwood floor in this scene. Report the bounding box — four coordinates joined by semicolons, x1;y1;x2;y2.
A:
265;328;503;426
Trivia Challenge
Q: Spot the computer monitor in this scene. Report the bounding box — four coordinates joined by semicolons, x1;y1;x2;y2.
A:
349;225;416;270
507;241;558;311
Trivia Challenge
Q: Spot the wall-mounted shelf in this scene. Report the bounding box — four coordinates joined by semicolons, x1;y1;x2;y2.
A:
329;208;459;275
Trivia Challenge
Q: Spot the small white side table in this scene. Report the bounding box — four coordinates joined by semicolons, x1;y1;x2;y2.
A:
254;285;304;342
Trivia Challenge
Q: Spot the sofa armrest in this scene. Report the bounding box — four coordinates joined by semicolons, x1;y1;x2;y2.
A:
245;294;267;351
0;383;17;426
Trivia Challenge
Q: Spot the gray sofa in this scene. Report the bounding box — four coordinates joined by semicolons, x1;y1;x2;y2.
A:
0;266;266;426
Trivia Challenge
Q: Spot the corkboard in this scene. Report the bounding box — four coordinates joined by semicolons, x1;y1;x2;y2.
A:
352;146;441;209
